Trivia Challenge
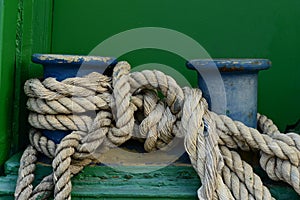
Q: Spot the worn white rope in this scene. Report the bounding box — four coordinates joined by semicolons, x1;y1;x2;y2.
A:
257;114;300;194
15;61;299;200
27;93;110;114
182;88;233;200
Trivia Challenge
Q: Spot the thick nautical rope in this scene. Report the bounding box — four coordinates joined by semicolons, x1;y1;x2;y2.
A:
15;61;299;200
257;114;300;194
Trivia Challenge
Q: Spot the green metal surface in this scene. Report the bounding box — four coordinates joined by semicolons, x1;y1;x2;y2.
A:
0;0;18;167
51;0;300;131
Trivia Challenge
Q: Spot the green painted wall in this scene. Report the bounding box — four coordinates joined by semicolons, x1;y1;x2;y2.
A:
0;0;18;166
12;0;53;153
51;0;300;131
0;0;52;166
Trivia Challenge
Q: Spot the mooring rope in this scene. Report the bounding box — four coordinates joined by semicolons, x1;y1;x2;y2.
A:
14;61;299;200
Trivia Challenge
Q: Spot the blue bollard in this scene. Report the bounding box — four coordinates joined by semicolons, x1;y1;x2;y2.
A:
31;54;116;143
186;59;271;128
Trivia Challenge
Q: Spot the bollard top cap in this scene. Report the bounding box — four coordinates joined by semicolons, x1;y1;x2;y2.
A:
32;54;116;66
186;59;271;72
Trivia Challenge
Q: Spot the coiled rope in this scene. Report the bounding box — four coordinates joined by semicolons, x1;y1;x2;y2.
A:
14;61;300;200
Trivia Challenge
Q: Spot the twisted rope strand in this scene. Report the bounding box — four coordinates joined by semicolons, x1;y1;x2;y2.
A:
15;61;299;200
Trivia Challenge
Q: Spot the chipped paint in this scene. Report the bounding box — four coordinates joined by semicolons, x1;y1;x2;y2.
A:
187;59;271;72
34;54;114;64
219;65;244;72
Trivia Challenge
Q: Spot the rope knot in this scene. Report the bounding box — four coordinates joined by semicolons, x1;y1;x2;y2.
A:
16;61;298;200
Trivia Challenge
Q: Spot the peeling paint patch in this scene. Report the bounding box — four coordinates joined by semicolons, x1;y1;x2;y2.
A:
33;54;115;65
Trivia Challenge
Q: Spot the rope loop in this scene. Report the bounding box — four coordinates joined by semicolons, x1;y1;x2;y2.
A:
15;61;299;200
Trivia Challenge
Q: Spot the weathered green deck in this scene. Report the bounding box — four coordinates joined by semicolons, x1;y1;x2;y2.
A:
0;153;299;199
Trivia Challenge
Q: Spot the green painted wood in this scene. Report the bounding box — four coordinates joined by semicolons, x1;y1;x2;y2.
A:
11;0;53;153
51;0;300;131
0;0;19;167
1;154;201;199
1;153;300;199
